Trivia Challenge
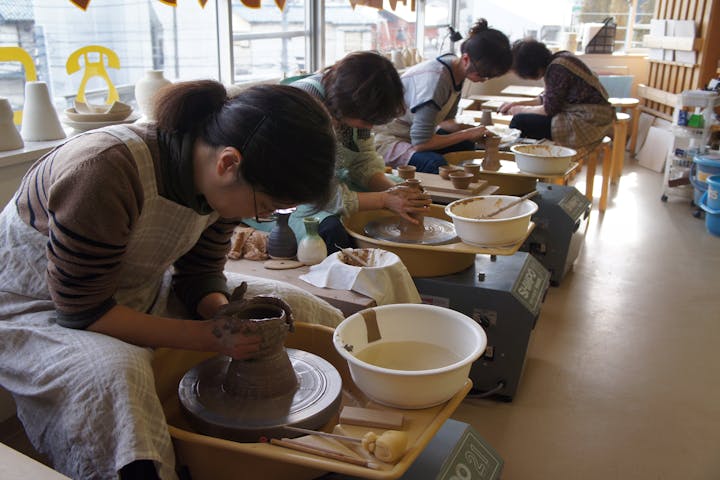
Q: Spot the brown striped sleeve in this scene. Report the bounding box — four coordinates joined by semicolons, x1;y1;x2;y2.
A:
16;132;143;328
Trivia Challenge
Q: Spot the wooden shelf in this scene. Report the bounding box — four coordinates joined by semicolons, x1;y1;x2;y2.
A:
646;59;698;68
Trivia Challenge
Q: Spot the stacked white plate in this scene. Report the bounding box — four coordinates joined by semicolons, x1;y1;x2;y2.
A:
63;101;139;132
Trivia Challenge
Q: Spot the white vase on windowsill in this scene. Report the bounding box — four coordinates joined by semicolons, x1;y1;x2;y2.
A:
134;70;172;122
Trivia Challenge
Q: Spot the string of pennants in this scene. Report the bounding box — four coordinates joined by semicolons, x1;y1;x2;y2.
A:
68;0;414;12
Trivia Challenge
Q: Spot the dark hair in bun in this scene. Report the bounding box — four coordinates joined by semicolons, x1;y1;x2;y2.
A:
460;18;512;79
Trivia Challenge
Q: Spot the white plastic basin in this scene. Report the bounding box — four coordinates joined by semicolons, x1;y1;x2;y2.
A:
333;304;487;409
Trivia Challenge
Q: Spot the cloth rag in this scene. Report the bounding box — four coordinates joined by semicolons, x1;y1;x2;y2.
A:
299;249;421;305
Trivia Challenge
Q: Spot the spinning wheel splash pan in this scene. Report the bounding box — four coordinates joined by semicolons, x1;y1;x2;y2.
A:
178;348;342;443
364;216;458;245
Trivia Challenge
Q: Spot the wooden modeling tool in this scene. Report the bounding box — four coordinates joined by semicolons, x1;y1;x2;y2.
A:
483;190;539;219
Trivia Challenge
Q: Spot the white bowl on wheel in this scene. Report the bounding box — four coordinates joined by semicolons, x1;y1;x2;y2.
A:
333;304;487;409
445;195;538;246
510;144;577;175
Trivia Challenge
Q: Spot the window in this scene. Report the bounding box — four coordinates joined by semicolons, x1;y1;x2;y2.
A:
457;0;657;53
229;0;309;82
323;0;417;66
0;0;219;112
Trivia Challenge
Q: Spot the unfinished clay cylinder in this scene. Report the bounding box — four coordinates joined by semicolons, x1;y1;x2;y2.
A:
221;296;298;399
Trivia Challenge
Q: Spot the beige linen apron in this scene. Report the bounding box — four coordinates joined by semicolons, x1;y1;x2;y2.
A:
374;87;459;167
0;125;344;479
549;56;615;148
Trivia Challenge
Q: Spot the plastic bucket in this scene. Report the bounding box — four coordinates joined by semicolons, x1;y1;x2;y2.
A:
707;175;720;210
690;154;720;204
699;192;720;237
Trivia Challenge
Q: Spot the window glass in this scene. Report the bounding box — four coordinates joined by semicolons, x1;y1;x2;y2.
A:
457;0;656;52
0;0;219;111
422;0;451;59
230;0;308;82
323;0;416;66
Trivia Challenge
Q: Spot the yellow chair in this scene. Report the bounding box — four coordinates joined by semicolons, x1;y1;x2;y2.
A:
0;46;38;126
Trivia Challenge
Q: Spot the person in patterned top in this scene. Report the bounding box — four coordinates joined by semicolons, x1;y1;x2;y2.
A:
499;39;614;148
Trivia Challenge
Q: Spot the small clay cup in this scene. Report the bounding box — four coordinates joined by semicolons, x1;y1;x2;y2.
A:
397;165;416;179
463;163;481;181
438;165;461;180
449;171;474;189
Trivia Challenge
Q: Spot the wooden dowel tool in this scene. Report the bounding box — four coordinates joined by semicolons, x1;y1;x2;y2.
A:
269;438;379;469
284;425;362;443
483;190;539;218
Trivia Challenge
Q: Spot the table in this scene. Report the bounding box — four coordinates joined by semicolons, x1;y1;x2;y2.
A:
412;171;499;203
0;442;70;479
500;85;544;97
444;151;580;195
224;258;375;317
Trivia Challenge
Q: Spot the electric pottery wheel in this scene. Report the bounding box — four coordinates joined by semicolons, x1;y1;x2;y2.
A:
364;215;457;245
178;285;342;443
342;204;535;277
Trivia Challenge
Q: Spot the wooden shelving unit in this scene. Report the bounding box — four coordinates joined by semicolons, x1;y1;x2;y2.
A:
640;0;720;118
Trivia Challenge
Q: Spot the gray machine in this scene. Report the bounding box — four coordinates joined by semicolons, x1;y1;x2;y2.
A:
413;252;550;401
521;182;591;286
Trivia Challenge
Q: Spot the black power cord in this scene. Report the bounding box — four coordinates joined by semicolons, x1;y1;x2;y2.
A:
466;381;506;399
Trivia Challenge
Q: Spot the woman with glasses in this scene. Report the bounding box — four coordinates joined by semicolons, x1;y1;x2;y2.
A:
245;51;431;251
0;80;344;480
375;19;513;174
498;39;614;148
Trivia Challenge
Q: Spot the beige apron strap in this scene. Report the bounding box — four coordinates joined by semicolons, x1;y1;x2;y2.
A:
550;56;609;100
98;125;158;196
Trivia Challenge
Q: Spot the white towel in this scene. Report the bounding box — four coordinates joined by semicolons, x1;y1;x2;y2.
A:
299;249;421;306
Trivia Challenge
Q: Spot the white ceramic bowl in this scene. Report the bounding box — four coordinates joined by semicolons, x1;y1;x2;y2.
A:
510;144;577;175
445;195;538;246
333;304;487;409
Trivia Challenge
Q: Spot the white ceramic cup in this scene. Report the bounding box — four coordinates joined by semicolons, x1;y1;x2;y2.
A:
20;81;66;142
0;97;24;151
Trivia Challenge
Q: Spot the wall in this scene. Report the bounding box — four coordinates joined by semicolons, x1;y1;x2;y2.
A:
462;53;650;98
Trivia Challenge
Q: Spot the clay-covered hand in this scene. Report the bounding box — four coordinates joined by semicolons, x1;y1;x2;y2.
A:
383;185;431;224
462;125;488;143
210;282;295;359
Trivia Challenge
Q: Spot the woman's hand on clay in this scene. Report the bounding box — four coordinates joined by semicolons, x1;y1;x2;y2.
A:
207;318;262;359
463;125;488;143
383;186;431;224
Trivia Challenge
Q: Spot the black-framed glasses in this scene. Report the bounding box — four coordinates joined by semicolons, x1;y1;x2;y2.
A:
252;187;276;223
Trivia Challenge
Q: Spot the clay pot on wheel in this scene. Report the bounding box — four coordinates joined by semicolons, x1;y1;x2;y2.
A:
222;296;297;398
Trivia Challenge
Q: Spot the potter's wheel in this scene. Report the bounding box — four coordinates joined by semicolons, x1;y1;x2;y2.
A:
364;216;457;245
178;348;342;443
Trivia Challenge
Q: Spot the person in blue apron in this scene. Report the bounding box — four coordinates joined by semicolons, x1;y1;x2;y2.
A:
374;19;513;174
0;80;345;480
244;51;432;251
498;39;614;148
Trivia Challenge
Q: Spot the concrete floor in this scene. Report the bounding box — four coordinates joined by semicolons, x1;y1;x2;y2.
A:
452;160;720;480
2;158;719;479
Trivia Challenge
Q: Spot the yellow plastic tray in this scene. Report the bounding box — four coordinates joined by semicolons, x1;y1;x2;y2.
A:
153;323;472;480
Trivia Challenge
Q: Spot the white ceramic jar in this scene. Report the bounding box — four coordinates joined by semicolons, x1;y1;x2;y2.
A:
134;70;172;121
